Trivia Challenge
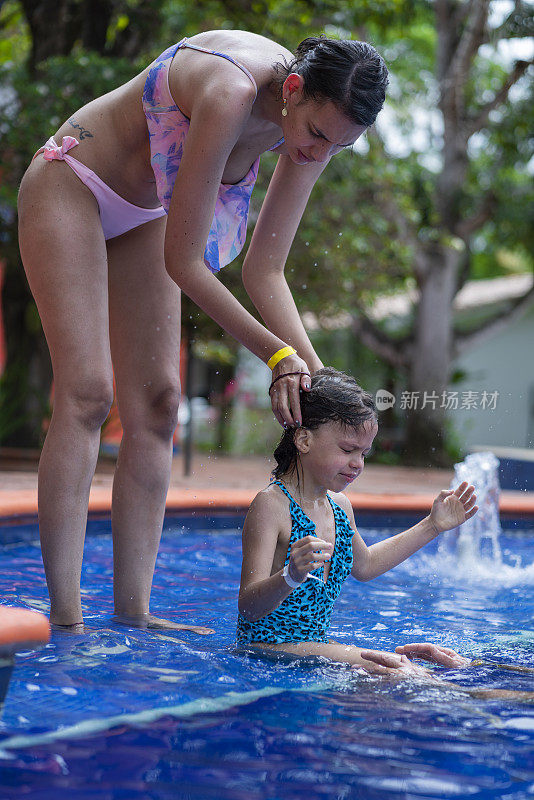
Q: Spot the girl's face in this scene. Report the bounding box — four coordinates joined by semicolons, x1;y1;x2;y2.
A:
296;419;378;493
281;74;366;165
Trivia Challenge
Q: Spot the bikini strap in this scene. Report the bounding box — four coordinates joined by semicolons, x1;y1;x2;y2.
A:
177;38;258;99
33;135;79;162
267;137;285;152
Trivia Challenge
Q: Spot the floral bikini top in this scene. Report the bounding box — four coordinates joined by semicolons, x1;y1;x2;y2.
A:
142;38;284;273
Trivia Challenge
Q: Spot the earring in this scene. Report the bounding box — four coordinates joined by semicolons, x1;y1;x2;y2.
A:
282;98;288;117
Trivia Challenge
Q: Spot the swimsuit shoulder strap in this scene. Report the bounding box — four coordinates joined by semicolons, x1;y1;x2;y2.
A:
178;38;258;99
270;480;316;533
327;494;355;538
270;479;298;506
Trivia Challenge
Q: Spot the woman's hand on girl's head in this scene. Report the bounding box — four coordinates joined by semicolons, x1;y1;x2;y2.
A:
428;482;478;534
269;353;311;427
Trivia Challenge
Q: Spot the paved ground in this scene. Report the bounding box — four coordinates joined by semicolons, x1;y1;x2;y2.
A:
2;449;533;518
0;448;455;493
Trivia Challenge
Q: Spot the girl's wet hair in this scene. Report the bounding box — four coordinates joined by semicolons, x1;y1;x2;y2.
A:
273;36;388;127
272;367;377;479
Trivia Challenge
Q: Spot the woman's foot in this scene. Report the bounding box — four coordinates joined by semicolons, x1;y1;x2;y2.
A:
50;621;85;634
113;613;214;634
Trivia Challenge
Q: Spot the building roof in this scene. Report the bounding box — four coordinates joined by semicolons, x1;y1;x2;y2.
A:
302;274;534;330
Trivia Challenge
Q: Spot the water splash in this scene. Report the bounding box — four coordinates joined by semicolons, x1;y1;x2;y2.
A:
452;451;502;564
433;452;534;585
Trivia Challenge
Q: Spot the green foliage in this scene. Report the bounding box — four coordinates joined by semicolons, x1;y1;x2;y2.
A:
0;1;30;63
0;53;138;205
158;0;429;55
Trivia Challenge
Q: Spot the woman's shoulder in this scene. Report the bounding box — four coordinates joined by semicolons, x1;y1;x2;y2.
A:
191;29;293;62
168;30;293;111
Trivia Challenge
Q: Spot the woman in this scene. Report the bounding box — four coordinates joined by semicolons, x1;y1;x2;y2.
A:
18;30;388;632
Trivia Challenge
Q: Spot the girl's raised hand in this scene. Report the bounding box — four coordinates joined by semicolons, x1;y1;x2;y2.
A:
288;535;333;583
269;353;311;428
429;482;478;534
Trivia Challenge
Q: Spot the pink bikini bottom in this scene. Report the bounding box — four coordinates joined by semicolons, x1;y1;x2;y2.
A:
33;136;166;239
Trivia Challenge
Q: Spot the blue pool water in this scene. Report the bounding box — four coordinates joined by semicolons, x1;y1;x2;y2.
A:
0;515;533;799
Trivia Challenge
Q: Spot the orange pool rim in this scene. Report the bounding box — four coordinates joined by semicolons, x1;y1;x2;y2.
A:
1;487;534;520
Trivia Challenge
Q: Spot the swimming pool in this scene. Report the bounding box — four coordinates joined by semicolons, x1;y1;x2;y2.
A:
0;514;533;799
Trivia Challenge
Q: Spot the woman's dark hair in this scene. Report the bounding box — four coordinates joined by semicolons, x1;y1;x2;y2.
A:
273;36;388;127
272;367;377;479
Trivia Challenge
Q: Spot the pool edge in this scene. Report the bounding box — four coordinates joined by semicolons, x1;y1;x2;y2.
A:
1;486;534;524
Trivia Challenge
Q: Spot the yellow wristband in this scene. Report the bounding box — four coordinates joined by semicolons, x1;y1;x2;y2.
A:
267;346;297;370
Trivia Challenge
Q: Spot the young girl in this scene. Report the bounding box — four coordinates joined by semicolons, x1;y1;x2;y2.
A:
237;367;479;678
18;33;388;631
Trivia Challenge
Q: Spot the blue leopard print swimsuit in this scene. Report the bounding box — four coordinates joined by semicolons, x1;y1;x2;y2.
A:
236;481;355;644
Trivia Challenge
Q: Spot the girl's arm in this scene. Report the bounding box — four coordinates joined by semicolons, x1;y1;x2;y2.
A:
238;490;333;621
336;484;477;582
242;154;329;375
163;85;308;424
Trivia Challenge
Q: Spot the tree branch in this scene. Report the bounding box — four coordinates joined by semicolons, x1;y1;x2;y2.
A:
455;190;496;238
441;0;490;108
351;310;410;371
466;59;533;137
454;284;534;355
454;0;473;31
491;0;534;41
364;129;420;253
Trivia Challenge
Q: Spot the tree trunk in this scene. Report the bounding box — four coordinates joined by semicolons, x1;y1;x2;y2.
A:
81;0;114;53
20;0;82;71
404;244;461;465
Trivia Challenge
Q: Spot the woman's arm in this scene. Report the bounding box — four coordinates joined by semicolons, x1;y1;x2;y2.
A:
164;88;285;361
242;154;329;374
163;88;310;424
335;484;477;582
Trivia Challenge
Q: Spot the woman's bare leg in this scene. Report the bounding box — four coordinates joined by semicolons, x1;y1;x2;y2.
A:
107;219;212;634
18;160;113;629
